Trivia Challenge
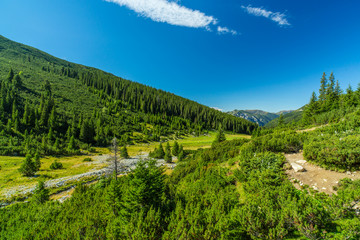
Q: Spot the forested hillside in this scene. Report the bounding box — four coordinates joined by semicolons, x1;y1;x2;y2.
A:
2;36;360;239
0;35;256;156
2;102;360;239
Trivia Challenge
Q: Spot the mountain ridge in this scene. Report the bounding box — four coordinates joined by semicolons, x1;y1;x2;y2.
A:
227;109;294;126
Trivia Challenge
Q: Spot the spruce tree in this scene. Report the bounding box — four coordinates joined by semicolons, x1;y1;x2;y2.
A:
6;68;14;82
34;155;41;171
319;72;327;103
68;136;77;151
158;143;165;159
212;128;226;146
48;106;56;129
120;146;129;159
172;141;179;156
19;155;36;177
12;74;22;89
80;119;94;143
33;181;49;204
164;142;172;163
178;149;184;162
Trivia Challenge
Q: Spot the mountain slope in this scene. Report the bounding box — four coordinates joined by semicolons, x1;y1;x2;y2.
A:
265;108;304;127
227;109;294;126
0;35;257;156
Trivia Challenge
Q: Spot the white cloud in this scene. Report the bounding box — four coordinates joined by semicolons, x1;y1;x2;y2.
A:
105;0;218;28
242;5;290;26
217;26;238;35
105;0;238;35
211;107;223;112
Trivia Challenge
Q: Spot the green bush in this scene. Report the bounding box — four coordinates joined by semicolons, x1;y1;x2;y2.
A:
50;160;63;170
83;157;92;162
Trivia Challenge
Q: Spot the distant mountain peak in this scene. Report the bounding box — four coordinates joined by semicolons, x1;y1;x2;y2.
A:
227;109;294;126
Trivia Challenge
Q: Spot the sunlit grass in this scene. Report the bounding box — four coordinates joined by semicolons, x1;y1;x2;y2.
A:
127;131;250;157
0;131;250;197
0;155;106;194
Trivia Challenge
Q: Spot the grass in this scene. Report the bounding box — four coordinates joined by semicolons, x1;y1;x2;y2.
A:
0;155;106;195
0;131;250;200
126;131;250;157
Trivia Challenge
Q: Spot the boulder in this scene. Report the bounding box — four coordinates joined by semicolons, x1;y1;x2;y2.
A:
296;160;307;165
290;162;305;172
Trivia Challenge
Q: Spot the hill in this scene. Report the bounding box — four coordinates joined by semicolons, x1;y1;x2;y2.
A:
2;72;360;239
0;35;257;156
227;109;294;126
1;38;360;239
265;108;304;127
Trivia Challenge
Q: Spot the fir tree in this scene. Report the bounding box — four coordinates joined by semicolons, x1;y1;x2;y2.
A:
34;155;41;171
80;119;94;143
172;141;180;156
319;72;327;103
19;155;37;177
33;181;49;204
164;142;172;163
12;74;22;89
48;106;56;129
178;149;184;162
6;68;14;82
120;145;129;159
212;128;226;146
68;136;77;151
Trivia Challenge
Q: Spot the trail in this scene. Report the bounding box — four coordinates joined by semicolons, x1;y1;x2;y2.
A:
285;152;360;195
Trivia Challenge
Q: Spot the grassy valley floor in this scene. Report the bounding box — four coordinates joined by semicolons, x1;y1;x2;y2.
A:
0;132;249;203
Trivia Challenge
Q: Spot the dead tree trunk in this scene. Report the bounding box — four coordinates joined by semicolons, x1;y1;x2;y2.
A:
113;137;118;181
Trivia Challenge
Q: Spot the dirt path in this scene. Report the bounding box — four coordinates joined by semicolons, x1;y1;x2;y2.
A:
296;124;328;133
285;152;360;195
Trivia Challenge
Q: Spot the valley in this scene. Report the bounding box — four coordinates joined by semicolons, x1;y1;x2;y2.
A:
1;35;360;239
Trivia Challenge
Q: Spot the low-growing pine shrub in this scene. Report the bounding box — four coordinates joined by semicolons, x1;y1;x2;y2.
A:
50;160;63;170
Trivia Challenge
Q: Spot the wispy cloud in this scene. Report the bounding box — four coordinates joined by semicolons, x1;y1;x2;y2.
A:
105;0;237;35
211;107;223;112
217;26;238;35
242;5;290;26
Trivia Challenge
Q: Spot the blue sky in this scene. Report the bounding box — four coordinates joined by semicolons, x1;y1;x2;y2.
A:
1;0;360;112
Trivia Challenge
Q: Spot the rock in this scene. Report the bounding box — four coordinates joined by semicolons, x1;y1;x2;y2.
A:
290;162;305;172
347;171;352;175
296;160;307;165
312;186;318;191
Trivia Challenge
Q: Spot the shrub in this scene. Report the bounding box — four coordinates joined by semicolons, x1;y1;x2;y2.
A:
50;160;63;170
83;157;92;162
19;155;37;177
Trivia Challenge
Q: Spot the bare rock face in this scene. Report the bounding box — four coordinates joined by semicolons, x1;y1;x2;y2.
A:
290;162;305;172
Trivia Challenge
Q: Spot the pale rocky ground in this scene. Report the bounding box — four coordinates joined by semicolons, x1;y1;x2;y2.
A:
285;152;360;195
1;153;176;206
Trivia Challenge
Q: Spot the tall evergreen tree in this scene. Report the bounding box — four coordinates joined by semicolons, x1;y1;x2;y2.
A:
80;119;94;143
12;74;22;89
319;72;327;103
120;145;129;159
212;128;226;146
164;142;172;163
68;136;77;151
6;68;14;82
19;155;36;177
172;141;180;156
33;181;49;204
